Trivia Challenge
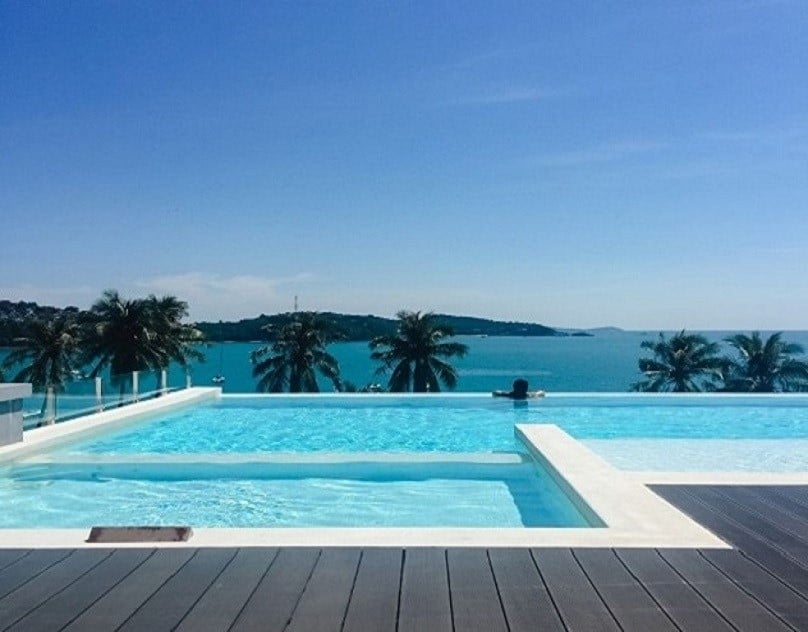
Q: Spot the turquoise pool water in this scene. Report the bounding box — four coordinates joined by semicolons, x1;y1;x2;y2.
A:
65;395;808;456
4;394;808;528
0;460;592;528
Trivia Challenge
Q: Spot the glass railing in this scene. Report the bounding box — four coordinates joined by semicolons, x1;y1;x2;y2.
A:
20;366;193;429
22;376;103;428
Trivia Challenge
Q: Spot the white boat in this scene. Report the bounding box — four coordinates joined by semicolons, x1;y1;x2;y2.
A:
211;336;225;384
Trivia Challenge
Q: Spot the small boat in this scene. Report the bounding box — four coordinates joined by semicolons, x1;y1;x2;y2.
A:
212;337;225;385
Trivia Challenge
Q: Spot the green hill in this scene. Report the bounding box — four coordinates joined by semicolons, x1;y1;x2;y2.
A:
196;312;564;342
0;300;567;345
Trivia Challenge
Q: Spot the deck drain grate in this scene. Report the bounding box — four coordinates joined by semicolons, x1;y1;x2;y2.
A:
86;526;193;543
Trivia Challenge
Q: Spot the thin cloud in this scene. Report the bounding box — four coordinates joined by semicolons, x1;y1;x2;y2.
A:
134;272;314;320
696;121;808;145
433;46;537;72
538;140;666;167
447;87;566;107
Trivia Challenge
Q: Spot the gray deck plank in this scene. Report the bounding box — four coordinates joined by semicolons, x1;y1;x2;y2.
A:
62;548;195;631
285;547;362;632
488;548;564;632
720;486;808;539
175;548;278;632
573;549;678;631
0;549;73;600
446;548;507;632
687;486;808;561
660;548;793;632
0;551;29;573
700;548;808;631
532;548;620;631
774;486;808;509
0;549;111;631
117;548;237;632
755;486;808;521
230;547;320;632
6;549;152;632
397;548;452;632
655;486;808;591
615;548;735;631
342;548;401;632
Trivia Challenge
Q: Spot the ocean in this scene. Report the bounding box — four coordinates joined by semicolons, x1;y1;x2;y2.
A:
3;330;807;394
191;330;808;393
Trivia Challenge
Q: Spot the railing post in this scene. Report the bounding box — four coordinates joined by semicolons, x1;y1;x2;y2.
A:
132;371;139;402
95;377;104;412
160;369;168;395
44;387;56;425
186;370;192;389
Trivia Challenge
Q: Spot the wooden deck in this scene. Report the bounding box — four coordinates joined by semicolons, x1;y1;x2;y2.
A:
0;485;805;631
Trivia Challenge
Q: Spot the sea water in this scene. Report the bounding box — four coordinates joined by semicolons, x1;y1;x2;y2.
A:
189;330;808;393
3;330;808;394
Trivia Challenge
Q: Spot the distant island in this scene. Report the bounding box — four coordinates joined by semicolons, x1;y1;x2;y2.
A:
0;300;594;345
195;312;591;342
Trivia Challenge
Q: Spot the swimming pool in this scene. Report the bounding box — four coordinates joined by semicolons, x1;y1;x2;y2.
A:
1;392;805;535
59;395;808;467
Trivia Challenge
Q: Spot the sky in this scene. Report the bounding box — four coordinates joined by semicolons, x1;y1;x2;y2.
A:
1;1;807;329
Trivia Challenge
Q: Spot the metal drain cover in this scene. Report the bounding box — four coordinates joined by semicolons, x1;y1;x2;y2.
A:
86;526;193;543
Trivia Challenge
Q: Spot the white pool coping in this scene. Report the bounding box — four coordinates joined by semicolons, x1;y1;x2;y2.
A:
2;391;805;549
514;425;727;548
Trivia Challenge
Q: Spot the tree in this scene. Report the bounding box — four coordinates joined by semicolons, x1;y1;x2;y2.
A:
146;295;205;375
250;312;342;392
81;290;165;381
632;330;726;392
723;332;808;393
81;290;204;396
369;310;469;392
1;316;82;415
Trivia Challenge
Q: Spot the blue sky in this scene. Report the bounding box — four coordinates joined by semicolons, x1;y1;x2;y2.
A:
2;1;807;329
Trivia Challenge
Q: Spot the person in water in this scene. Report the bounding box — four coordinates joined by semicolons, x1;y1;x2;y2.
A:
492;378;545;400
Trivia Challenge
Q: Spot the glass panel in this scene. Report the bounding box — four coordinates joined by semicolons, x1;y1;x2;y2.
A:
56;376;101;420
108;371;137;408
15;365;192;431
167;364;191;391
21;389;48;429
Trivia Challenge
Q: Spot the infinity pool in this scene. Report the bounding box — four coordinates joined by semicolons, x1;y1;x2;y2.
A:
64;395;808;455
2;394;807;530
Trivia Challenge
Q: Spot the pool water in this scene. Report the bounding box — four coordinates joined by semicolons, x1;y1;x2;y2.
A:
65;395;808;456
4;394;808;529
0;460;592;528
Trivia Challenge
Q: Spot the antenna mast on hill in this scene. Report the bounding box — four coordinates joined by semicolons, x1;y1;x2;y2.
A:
294;295;298;312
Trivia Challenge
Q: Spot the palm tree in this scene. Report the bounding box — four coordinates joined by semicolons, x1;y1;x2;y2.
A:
81;290;168;397
146;295;205;384
250;312;343;392
632;330;726;392
723;332;808;392
369;310;469;392
1;316;82;416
